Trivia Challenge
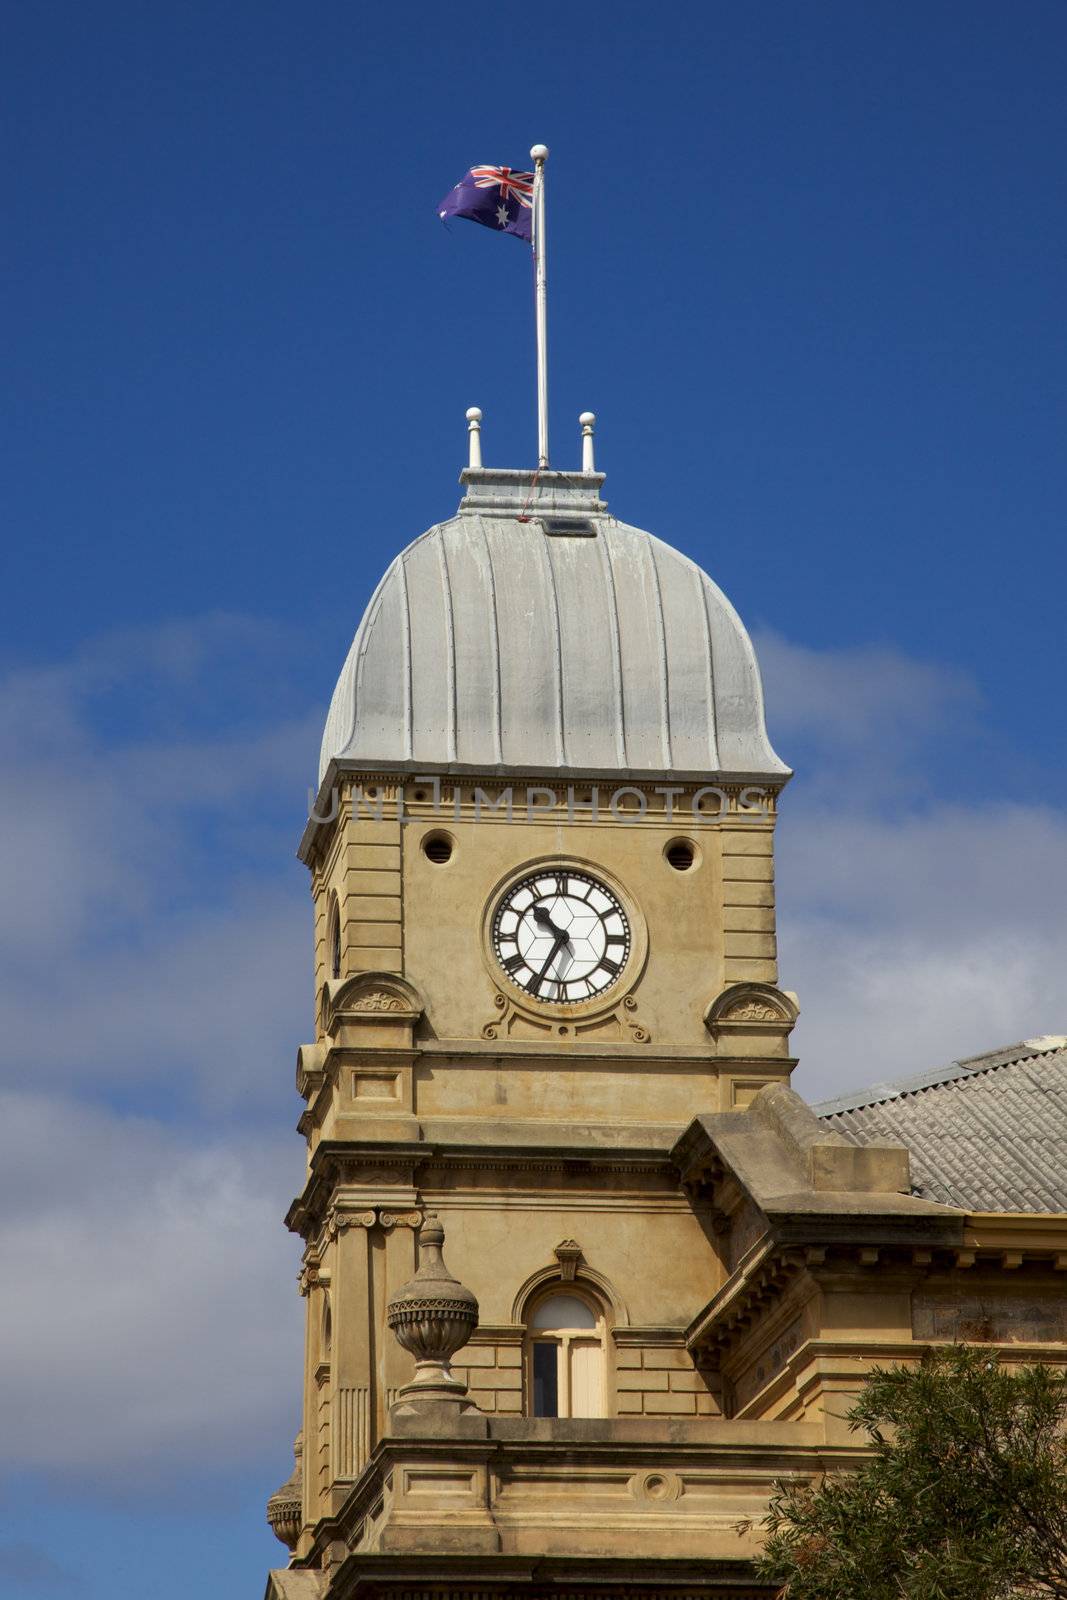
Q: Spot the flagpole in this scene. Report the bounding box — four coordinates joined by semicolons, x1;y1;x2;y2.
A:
531;144;549;467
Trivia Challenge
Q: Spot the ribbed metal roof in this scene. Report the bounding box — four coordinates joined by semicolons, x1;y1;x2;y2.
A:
815;1037;1067;1213
318;469;789;785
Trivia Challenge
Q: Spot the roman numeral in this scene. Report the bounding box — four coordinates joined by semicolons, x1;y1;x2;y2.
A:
598;957;622;979
502;953;526;975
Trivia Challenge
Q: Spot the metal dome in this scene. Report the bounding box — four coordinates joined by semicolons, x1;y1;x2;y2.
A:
318;469;788;785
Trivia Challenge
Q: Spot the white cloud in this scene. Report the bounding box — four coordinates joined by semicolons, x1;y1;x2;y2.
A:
0;1091;303;1481
761;635;1067;1100
0;619;314;1481
0;616;321;1109
757;629;982;800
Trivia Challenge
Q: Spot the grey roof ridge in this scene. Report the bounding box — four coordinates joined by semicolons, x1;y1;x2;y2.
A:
813;1035;1067;1118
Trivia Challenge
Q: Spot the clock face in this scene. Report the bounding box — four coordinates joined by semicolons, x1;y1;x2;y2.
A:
492;870;631;1004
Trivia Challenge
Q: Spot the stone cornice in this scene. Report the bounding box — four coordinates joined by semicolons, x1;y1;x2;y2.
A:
298;763;787;865
684;1222;1057;1362
286;1139;677;1239
326;1553;777;1600
300;1419;847;1585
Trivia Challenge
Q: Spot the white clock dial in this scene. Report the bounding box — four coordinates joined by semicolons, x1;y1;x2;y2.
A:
492;870;631;1004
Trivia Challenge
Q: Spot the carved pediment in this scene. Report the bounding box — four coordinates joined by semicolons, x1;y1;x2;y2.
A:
704;982;799;1040
320;972;425;1040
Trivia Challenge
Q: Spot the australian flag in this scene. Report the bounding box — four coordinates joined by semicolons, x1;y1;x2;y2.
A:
438;165;534;243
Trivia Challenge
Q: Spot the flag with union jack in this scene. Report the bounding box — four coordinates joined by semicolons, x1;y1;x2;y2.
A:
437;164;534;242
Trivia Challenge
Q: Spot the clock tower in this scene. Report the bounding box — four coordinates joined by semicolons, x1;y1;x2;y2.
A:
266;421;813;1597
264;404;1067;1600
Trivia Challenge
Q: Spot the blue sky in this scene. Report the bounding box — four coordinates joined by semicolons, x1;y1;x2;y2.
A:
2;2;1065;1595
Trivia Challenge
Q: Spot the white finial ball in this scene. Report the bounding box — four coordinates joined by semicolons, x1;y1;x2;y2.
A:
465;407;482;423
530;144;549;162
579;412;596;427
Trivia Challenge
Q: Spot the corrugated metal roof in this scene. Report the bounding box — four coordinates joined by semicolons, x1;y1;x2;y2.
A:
815;1038;1067;1213
318;469;788;785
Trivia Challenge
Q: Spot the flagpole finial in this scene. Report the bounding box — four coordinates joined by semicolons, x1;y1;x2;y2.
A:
579;412;596;473
530;144;549;162
465;407;483;470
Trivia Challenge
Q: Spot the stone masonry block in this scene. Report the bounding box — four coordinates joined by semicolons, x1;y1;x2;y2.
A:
668;1370;714;1393
347;922;403;949
494;1346;522;1369
459;1345;498;1367
723;932;777;959
344;845;401;872
469;1389;497;1412
491;1370;522;1391
642;1348;690;1370
348;948;404;972
643;1392;697;1415
341;894;401;923
724;959;778;984
617;1394;643;1413
721;856;774;882
617;1370;668;1391
344;870;402;896
345;818;400;843
724;880;775;907
494;1392;522;1414
614;1349;643;1369
722;906;776;933
720;831;773;856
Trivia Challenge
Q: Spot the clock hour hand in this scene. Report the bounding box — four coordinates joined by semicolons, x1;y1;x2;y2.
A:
532;904;568;942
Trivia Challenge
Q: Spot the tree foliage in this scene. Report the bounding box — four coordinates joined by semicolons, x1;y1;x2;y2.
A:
757;1346;1067;1600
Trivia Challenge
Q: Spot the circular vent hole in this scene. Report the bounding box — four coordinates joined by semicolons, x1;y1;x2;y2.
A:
423;832;453;865
666;840;696;872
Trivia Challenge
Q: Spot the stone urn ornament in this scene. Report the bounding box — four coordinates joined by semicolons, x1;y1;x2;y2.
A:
266;1433;303;1550
387;1213;479;1408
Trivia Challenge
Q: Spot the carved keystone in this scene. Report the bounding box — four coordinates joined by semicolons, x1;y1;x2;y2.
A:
553;1239;583;1281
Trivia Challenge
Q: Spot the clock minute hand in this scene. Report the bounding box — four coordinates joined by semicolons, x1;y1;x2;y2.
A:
529;929;569;994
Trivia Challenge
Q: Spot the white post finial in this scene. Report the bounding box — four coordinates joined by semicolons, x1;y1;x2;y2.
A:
579;412;596;474
465;407;483;471
530;145;549;469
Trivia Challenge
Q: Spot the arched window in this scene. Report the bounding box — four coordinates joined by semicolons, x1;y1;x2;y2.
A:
328;897;341;981
526;1290;605;1418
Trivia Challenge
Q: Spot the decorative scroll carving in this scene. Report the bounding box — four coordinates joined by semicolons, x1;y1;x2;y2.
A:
324;1207;377;1240
298;1248;324;1296
352;991;406;1013
321;1206;422;1244
379;1209;422;1230
480;992;509;1040
723;999;781;1022
482;988;651;1042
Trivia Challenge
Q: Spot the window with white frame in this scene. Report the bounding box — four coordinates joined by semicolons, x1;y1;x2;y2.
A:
526;1290;606;1418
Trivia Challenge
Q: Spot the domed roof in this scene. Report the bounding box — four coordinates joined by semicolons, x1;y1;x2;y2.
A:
319;469;788;786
